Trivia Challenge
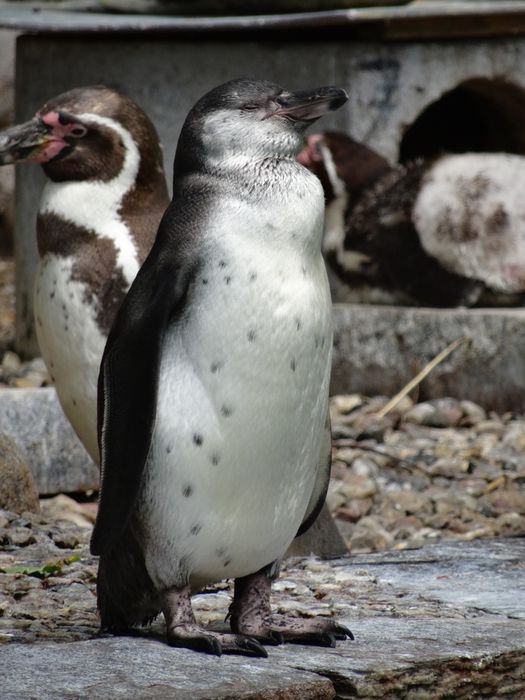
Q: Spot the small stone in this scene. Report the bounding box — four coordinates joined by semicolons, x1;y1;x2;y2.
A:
330;394;364;415
6;526;35;547
341;474;377;500
51;529;80;550
336;498;373;523
474;420;506;436
483;490;525;516
456;479;488;497
493;512;525;535
40;495;95;529
403;402;435;425
0;436;40;514
427;458;470;478
351;457;379;478
349;516;394;552
460;400;486;425
385;490;432;516
1;350;21;374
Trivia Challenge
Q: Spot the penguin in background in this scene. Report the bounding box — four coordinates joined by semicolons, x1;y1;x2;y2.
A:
0;86;169;462
298;131;525;307
91;78;352;656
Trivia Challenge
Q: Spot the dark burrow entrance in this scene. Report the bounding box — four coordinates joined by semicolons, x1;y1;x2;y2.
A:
399;77;525;163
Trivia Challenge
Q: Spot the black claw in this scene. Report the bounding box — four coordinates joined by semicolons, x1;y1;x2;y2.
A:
243;638;269;658
333;624;354;641
206;637;223;656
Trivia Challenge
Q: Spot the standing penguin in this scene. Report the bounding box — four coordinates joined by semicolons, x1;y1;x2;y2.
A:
0;86;169;462
91;78;351;656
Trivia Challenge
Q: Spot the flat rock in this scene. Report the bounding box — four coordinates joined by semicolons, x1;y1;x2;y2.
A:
0;638;335;700
0;387;98;495
1;527;525;698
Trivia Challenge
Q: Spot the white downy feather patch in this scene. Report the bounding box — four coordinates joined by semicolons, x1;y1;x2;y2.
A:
414;153;525;292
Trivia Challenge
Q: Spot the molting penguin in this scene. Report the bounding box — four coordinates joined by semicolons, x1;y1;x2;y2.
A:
91;78;351;656
0;86;169;462
299;131;525;307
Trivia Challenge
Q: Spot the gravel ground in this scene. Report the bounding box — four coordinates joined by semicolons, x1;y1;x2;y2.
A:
328;394;525;552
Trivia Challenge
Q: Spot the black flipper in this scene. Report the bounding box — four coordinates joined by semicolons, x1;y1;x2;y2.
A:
90;218;201;557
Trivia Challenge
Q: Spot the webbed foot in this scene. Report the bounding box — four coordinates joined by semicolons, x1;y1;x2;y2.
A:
230;563;353;648
162;585;267;657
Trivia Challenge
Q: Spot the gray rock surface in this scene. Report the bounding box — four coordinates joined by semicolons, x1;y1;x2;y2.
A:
1;507;524;698
332;304;525;412
0;434;39;513
0;637;336;700
0;387;98;494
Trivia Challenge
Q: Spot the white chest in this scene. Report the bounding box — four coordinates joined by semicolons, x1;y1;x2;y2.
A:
34;255;105;463
140;176;333;589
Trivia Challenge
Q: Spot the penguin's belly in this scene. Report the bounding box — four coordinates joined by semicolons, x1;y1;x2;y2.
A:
141;248;332;589
34;254;105;464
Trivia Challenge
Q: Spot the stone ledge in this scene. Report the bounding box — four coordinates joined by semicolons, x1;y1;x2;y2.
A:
1;536;524;698
332;304;525;413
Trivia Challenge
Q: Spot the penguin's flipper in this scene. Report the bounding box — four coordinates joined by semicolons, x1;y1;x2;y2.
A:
295;409;332;537
90;246;200;557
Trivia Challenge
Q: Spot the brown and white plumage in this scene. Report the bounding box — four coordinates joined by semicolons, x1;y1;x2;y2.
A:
0;86;169;462
299;131;525;307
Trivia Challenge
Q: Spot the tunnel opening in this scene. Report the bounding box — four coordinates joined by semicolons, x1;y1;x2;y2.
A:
399;78;525;163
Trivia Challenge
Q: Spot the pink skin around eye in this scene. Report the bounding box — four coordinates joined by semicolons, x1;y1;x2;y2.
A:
33;110;82;163
296;133;324;168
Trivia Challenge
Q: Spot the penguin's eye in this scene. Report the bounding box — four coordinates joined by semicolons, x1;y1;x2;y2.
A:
241;103;259;112
70;125;87;138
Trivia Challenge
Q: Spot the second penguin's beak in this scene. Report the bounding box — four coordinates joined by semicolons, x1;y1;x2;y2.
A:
272;86;348;123
0;118;55;165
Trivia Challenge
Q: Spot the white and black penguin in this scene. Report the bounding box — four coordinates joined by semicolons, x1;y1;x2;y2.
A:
299;131;525;307
0;86;169;462
91;78;351;656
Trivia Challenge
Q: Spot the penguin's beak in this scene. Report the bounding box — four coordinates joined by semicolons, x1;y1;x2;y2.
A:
0;118;55;165
273;86;348;123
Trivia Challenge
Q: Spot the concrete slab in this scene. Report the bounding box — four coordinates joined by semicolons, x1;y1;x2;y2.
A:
332;304;525;413
1;537;524;698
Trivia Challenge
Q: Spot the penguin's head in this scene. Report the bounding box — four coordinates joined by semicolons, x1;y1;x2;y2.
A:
0;85;165;186
297;131;393;205
175;78;348;171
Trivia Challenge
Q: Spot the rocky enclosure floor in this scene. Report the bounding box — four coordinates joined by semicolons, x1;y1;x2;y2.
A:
0;392;524;646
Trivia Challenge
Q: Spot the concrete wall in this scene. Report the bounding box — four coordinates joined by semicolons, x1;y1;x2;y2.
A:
13;33;525;355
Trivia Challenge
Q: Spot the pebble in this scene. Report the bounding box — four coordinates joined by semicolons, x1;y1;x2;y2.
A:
0;350;50;388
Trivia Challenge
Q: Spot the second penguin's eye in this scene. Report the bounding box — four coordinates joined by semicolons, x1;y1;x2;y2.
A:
70;125;87;137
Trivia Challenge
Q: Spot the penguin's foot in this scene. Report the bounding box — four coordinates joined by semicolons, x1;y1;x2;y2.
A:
230;565;353;648
167;623;268;657
251;614;353;648
161;585;267;657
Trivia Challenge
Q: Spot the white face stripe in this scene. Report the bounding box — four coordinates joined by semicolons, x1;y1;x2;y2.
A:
39;112;141;286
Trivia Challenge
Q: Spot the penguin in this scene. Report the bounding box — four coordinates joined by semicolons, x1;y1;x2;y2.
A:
298;131;525;307
0;86;169;462
90;78;352;656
